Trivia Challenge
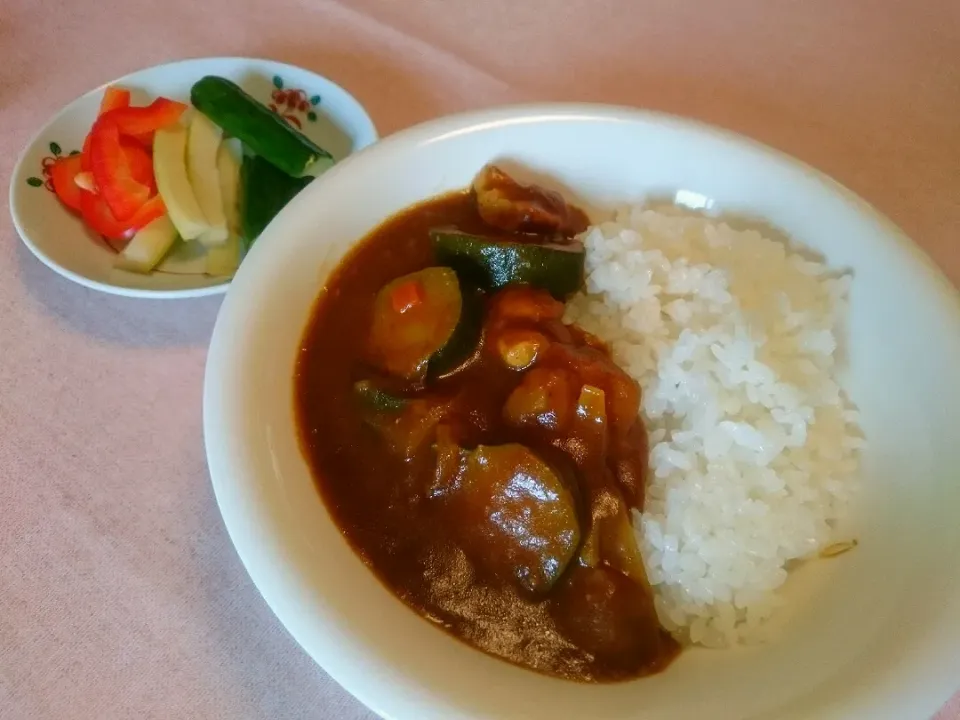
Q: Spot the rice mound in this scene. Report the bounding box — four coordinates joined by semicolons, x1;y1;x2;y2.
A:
564;205;864;648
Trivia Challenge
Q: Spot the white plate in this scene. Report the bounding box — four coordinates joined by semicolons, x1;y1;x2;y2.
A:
9;56;377;299
203;104;960;719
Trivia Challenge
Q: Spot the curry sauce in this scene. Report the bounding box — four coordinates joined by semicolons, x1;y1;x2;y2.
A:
295;176;680;682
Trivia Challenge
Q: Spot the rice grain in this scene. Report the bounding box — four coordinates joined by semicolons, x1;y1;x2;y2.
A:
565;206;863;647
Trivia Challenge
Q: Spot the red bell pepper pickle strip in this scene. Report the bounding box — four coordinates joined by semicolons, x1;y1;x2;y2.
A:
99;86;131;114
127;194;166;229
49;155;84;212
104;98;188;136
79;191;166;243
120;137;156;193
81;191;136;242
82;87;132;169
89;116;151;221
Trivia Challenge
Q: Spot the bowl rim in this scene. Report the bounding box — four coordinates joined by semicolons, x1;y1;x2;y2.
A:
8;55;379;300
203;102;960;720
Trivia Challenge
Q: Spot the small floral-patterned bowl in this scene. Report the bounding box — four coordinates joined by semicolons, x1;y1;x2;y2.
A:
9;57;378;299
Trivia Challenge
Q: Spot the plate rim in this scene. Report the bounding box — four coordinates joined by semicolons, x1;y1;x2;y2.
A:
204;102;960;720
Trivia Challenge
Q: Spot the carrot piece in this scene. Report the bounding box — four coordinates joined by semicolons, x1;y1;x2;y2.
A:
390;280;425;314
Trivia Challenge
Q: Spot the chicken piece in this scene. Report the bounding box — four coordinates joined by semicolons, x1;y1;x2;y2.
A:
504;367;579;434
472;164;589;238
550;565;666;673
428;424;468;498
364;396;452;460
611;423;649;509
541;342;641;440
487;286;565;327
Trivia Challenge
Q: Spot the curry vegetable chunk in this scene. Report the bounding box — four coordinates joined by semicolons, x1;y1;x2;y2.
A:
367;266;480;381
431;229;585;300
295;166;680;682
449;443;580;595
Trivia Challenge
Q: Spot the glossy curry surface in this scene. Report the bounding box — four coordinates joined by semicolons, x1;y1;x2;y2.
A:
295;171;679;682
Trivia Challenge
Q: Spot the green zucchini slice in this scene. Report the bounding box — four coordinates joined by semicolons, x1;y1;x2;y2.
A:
430;229;585;299
367;267;481;381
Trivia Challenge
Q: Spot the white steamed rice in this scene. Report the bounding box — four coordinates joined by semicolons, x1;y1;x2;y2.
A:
564;205;864;648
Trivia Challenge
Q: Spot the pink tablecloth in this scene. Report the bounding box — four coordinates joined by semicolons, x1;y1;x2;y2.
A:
1;1;957;718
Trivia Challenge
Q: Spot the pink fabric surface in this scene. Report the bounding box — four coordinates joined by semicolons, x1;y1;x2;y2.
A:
1;1;958;718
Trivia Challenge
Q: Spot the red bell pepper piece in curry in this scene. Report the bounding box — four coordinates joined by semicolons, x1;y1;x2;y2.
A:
389;278;426;314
